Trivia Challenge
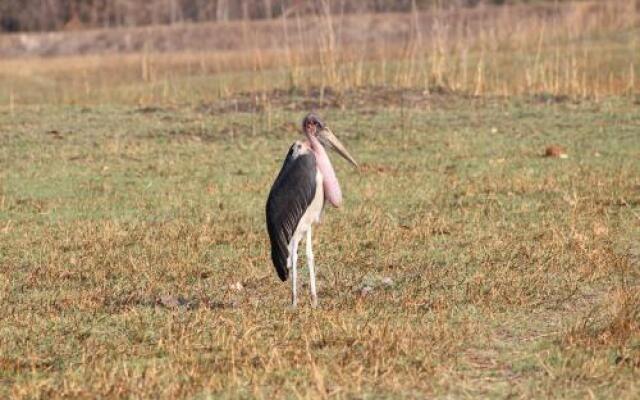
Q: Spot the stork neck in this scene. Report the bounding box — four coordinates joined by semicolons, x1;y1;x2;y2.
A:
306;133;322;152
307;134;343;207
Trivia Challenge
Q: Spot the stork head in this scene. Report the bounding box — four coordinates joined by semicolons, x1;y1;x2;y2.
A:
302;113;325;136
302;113;358;168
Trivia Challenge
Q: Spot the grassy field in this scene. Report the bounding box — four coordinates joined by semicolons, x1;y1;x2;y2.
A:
1;1;640;398
1;91;639;398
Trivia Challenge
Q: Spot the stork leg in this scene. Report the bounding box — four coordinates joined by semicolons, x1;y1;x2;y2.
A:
290;240;299;307
306;228;317;308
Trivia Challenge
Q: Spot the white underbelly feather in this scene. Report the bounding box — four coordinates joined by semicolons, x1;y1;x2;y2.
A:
291;170;324;246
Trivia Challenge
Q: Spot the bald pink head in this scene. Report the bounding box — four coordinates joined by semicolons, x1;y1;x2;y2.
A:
301;113;358;208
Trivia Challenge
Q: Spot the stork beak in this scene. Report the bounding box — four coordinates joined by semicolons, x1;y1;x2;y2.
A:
318;127;359;168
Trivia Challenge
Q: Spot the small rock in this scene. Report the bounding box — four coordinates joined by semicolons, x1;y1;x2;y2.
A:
544;145;568;158
45;130;64;139
158;295;180;308
360;286;374;297
229;282;243;291
381;277;394;287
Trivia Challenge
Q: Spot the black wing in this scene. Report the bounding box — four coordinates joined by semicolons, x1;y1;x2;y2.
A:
266;143;317;281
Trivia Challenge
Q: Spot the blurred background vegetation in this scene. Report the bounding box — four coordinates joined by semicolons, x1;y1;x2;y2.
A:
0;0;592;32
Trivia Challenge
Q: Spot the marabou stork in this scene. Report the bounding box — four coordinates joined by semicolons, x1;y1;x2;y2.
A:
266;113;358;307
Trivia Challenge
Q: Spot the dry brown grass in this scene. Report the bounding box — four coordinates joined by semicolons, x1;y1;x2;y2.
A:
0;0;639;106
